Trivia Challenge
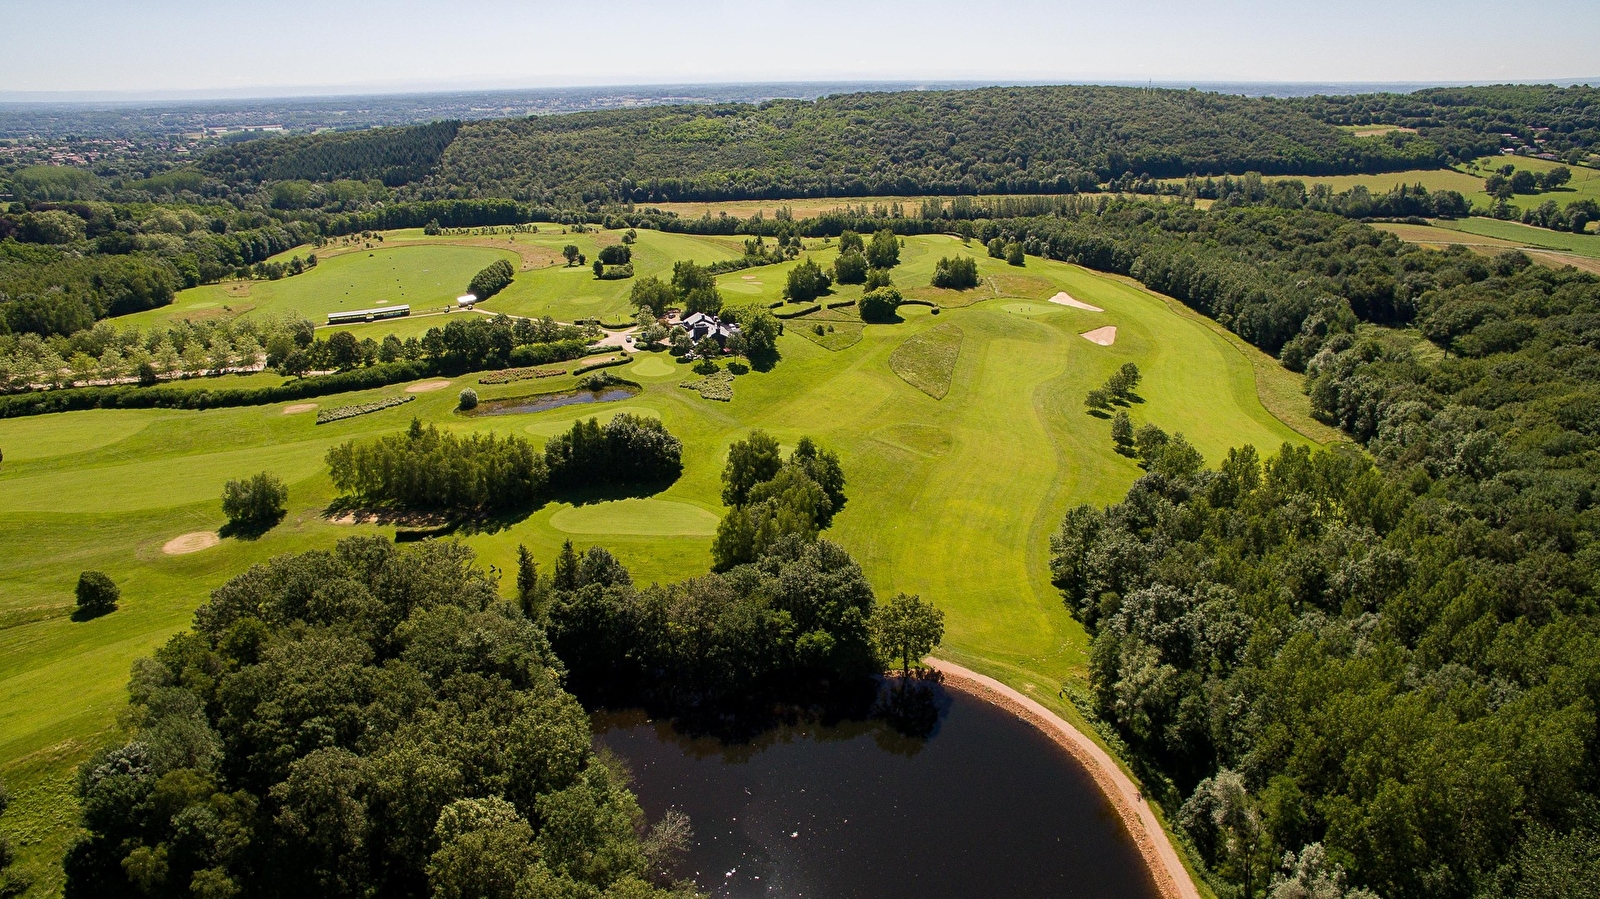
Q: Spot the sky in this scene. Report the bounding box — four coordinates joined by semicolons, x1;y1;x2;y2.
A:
2;0;1597;98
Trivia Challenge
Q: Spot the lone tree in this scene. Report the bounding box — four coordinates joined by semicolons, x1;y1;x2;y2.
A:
76;570;120;617
872;592;945;675
1112;410;1135;455
221;472;289;529
459;388;479;410
562;244;581;266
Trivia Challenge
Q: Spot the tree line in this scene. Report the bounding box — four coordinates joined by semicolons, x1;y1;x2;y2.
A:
327;413;681;514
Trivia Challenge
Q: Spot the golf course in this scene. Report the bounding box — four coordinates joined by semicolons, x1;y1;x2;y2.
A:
0;228;1325;892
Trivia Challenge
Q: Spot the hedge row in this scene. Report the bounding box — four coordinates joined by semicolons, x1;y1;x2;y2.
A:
825;299;858;309
0;361;434;419
507;339;594;368
774;304;822;319
316;395;414;425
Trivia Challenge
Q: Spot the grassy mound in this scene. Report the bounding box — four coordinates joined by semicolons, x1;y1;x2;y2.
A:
889;322;964;399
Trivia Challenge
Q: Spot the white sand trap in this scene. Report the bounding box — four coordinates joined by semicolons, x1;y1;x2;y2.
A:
405;380;452;393
163;531;220;555
1080;326;1118;346
741;275;758;280
1049;291;1103;312
282;403;317;415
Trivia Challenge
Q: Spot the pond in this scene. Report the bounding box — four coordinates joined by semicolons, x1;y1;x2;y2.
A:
469;385;639;415
592;684;1162;899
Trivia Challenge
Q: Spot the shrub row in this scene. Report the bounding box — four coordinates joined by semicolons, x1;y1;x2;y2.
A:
478;366;568;385
825;298;858;309
316;395;414;425
0;361;434;419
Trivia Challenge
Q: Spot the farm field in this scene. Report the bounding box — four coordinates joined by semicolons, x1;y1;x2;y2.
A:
1460;154;1600;213
1375;219;1600;274
0;232;1323;893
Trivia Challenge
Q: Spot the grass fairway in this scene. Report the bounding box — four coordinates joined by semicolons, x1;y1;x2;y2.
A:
0;233;1321;894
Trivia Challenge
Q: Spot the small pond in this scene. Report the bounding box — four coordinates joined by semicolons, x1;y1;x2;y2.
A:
470;385;639;416
593;684;1161;899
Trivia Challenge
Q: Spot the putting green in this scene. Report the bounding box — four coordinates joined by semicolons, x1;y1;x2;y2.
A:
549;498;720;537
630;356;678;378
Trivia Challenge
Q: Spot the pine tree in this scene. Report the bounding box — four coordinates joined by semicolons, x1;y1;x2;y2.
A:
553;540;579;591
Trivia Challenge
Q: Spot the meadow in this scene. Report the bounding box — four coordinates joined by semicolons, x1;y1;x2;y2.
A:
1375;219;1600;274
0;231;1324;894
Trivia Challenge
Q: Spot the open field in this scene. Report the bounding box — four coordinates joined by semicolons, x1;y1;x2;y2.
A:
1461;155;1600;213
114;243;516;331
1376;219;1600;274
0;232;1322;893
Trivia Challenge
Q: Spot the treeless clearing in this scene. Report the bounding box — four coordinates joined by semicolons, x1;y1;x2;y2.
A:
405;380;453;393
281;403;317;415
1049;291;1103;312
161;532;219;555
1081;326;1118;345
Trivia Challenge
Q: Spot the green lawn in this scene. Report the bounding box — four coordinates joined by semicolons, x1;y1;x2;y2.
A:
0;234;1321;895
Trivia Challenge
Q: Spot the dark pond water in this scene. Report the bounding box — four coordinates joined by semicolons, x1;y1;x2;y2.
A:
592;685;1162;899
471;385;639;415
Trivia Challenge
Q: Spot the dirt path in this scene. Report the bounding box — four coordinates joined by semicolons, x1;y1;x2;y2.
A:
928;659;1201;899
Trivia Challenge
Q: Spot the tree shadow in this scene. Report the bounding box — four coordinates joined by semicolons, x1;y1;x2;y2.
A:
551;476;682;508
1086;409;1112;419
70;605;117;623
747;346;781;372
218;513;285;541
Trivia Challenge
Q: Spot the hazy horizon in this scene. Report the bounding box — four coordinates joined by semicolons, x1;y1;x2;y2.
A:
3;0;1597;99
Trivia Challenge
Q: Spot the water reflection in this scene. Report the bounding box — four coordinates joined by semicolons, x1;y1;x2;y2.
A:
470;385;639;415
593;679;1161;899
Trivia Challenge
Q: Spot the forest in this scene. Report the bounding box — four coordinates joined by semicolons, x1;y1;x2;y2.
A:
418;86;1440;203
1043;209;1600;898
1288;84;1600;164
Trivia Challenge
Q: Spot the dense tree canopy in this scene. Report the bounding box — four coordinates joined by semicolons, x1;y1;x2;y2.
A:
420;86;1439;204
64;537;694;899
1049;208;1600;899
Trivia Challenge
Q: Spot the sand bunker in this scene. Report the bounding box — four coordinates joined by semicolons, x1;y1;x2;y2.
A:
405;380;452;393
1048;291;1103;312
163;531;220;555
1080;326;1118;346
282;403;318;415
